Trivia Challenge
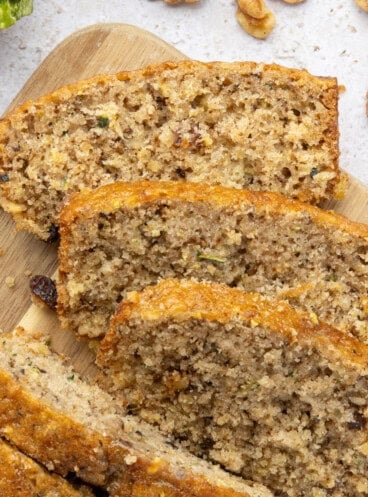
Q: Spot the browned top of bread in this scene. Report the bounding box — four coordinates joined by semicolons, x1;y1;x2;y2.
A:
61;180;368;240
0;60;337;122
101;278;368;368
0;369;109;486
0;438;94;497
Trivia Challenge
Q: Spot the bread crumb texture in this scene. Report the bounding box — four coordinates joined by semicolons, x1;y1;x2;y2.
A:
98;278;368;497
0;326;273;497
5;276;15;288
58;181;368;341
0;61;341;239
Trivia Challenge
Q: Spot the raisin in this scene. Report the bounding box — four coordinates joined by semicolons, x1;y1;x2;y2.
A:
47;224;59;243
30;275;58;310
176;168;186;178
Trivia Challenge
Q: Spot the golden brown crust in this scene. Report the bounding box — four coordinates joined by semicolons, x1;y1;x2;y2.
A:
0;60;337;127
108;449;263;497
0;59;341;208
0;328;268;497
99;279;368;369
60;180;368;241
0;438;94;497
0;369;110;486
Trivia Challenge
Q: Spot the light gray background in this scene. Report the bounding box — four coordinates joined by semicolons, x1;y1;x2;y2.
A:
0;1;367;184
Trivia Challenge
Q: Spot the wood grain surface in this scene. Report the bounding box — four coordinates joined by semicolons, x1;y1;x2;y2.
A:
0;23;367;374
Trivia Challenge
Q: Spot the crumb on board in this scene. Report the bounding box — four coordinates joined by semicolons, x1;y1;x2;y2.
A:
5;276;16;288
338;85;346;94
0;248;4;256
24;269;32;277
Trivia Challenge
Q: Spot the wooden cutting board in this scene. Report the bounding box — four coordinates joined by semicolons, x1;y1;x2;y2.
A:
1;23;367;375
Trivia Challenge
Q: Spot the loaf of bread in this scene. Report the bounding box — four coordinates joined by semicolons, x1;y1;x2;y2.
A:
58;180;368;341
0;60;342;240
98;278;368;497
0;326;273;497
0;437;95;497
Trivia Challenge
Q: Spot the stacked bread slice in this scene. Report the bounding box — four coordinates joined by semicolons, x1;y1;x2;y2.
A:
0;327;273;497
0;60;342;240
1;59;366;497
97;278;368;497
57;180;368;341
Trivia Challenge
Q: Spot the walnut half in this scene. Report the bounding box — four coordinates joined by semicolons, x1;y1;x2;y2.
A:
355;0;368;12
236;7;276;39
237;0;268;19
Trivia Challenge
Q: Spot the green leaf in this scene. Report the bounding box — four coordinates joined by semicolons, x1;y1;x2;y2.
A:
0;0;33;30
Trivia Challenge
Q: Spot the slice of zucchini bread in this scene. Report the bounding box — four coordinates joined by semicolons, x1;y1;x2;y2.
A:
98;278;368;497
0;60;342;240
0;327;272;497
58;181;368;341
0;437;95;497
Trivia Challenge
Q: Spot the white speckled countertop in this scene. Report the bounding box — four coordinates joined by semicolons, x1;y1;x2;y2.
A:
0;0;367;183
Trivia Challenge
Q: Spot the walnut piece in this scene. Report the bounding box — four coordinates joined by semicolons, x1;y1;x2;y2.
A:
237;0;268;19
236;8;276;39
355;0;368;11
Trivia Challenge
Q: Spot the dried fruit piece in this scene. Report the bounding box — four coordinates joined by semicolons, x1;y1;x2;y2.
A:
30;275;58;310
236;8;276;39
237;0;267;19
355;0;368;12
47;223;59;243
